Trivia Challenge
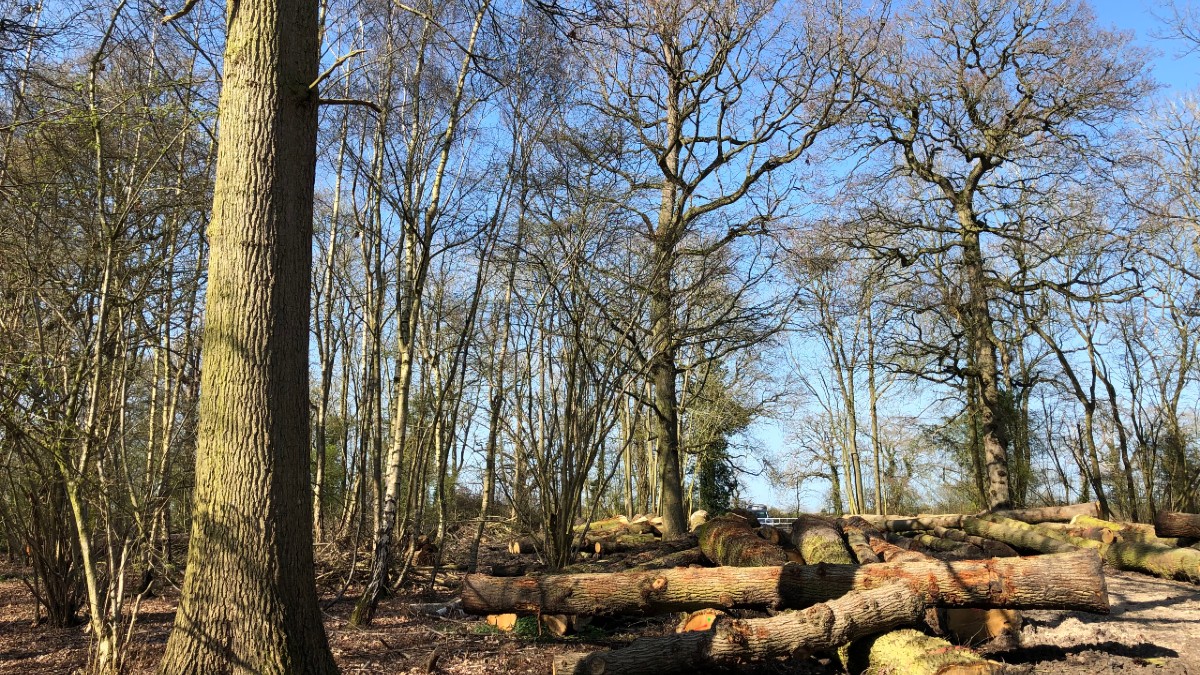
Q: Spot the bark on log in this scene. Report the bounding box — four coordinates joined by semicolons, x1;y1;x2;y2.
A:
840;517;926;563
757;524;785;546
838;519;881;564
1155;511;1200;540
989;502;1099;524
858;514;964;532
925;526;1018;558
459;550;1109;616
696;515;788;567
591;534;658;556
573;516;630;534
627;547;708;572
958;516;1077;554
1070;515;1191;547
907;533;985;559
790;515;855;564
1025;526;1200;585
841;628;1003;675
551;585;926;675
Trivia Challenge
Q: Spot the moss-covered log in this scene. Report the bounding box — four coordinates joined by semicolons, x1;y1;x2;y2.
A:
989;502;1099;524
907;533;985;559
790;514;855;564
1070;515;1191;547
858;514;964;532
958;516;1077;554
841;628;1002;675
1155;511;1200;540
459;550;1109;616
1101;540;1200;584
551;585;926;675
696;515;788;567
924;526;1018;558
840;517;927;563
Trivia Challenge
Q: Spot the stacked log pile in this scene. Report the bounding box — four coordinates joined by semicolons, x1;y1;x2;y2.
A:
460;503;1200;673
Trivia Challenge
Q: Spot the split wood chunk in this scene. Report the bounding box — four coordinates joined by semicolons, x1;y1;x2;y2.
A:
988;501;1099;524
486;613;517;631
695;515;788;567
841;628;1004;675
552;584;925;675
1154;511;1200;540
676;608;724;633
941;608;1022;647
791;514;855;564
459;550;1109;616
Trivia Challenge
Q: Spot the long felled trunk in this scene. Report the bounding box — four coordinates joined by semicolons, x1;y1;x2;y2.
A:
157;0;335;668
459;550;1109;616
551;585;926;675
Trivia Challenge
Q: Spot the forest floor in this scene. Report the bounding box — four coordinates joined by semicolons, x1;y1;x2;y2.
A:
1;527;1199;674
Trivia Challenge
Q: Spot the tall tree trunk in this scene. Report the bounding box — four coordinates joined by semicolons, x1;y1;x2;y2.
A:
959;222;1010;510
157;0;335;667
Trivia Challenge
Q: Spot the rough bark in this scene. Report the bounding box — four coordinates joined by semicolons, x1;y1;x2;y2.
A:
1154;511;1200;540
459;550;1109;616
924;526;1018;558
696;515;788;567
842;628;1002;675
906;534;985;559
838;519;881;564
1071;516;1190;547
790;515;854;565
990;502;1099;524
156;0;335;667
858;514;964;532
958;516;1077;554
551;585;926;675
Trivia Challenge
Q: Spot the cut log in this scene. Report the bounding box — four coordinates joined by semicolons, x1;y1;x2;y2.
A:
687;510;709;532
989;501;1099;523
508;538;536;555
552;585;926;675
591;533;658;556
1100;540;1200;584
790;514;854;564
958;516;1077;554
1155;511;1200;539
696;515;788;567
573;515;630;534
924;526;1018;558
489;563;527;577
459;550;1109;616
838;519;881;564
858;513;964;532
757;524;785;546
840;517;926;563
841;628;1003;675
907;533;985;559
541;614;590;637
1071;516;1190;547
627;547;708;572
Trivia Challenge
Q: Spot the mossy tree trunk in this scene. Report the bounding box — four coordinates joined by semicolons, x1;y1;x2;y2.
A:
156;0;335;669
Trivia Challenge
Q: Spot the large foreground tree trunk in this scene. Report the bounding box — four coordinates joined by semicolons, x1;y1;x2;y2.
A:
459;550;1109;616
551;585;926;675
157;0;335;670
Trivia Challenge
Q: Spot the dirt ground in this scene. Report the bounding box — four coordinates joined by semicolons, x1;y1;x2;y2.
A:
1;536;1198;674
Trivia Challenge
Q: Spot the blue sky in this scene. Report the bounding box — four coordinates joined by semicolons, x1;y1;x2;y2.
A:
737;0;1200;511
